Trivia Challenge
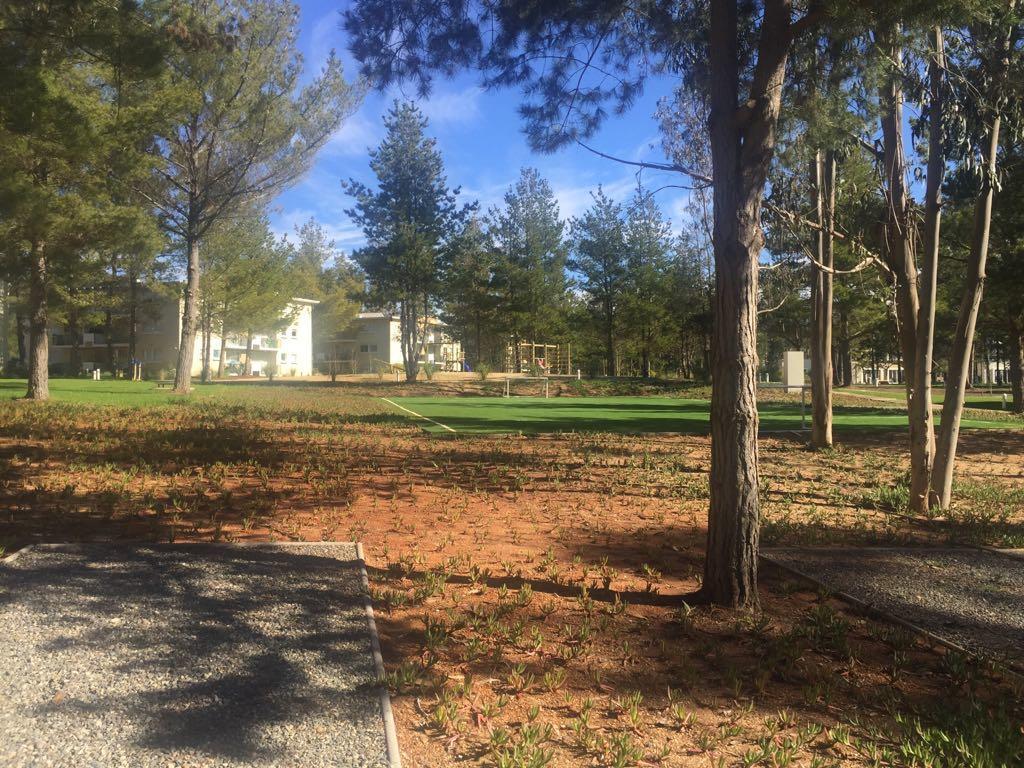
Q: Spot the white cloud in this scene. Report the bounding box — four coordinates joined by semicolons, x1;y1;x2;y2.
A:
323;111;383;157
418;86;483;126
551;174;638;220
270;207;366;256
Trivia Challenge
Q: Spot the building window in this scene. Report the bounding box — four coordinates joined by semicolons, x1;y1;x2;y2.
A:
289;354;297;364
212;349;220;360
291;328;297;338
360;344;369;353
280;352;287;362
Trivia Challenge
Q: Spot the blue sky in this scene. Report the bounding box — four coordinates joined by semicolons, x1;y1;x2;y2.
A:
269;0;690;257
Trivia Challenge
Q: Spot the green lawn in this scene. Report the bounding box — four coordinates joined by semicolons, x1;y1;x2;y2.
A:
388;395;1019;435
846;386;1013;410
0;378;231;406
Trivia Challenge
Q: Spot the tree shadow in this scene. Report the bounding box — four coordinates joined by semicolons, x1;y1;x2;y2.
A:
0;543;389;765
764;546;1024;667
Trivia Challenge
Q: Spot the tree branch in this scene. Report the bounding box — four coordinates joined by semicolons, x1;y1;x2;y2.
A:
574;140;712;184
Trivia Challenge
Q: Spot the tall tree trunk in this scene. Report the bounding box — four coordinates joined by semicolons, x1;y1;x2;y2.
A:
1009;324;1022;413
909;27;944;511
402;301;420;382
606;305;616;376
68;301;82;375
810;149;836;448
838;312;852;387
701;0;790;609
244;329;254;376
105;256;116;372
877;31;933;514
932;108;1004;509
173;232;200;393
16;310;28;364
200;315;208;383
216;315;227;379
642;330;652;379
26;239;49;400
128;271;138;363
204;315;213;382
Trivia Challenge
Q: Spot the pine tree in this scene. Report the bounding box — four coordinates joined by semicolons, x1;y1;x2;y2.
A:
570;188;627;376
345;102;466;382
130;0;360;393
201;211;297;379
441;218;500;369
622;189;675;378
290;218;363;377
0;0;165;399
490;168;568;368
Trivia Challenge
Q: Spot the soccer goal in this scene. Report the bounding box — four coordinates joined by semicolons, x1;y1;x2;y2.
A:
503;376;550;398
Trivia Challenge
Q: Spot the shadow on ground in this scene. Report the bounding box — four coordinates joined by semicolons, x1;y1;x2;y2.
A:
0;544;388;767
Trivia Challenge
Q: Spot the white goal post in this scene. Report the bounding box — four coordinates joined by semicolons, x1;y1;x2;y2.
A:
503;376;550;398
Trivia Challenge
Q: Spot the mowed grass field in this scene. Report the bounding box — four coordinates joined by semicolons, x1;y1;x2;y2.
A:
846;385;1014;410
0;378;227;406
388;394;1018;435
2;379;1019;434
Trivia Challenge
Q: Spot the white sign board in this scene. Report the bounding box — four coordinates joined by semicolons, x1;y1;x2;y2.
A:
784;350;805;393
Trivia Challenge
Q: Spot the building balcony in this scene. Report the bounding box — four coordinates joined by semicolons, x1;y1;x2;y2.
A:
51;332;129;348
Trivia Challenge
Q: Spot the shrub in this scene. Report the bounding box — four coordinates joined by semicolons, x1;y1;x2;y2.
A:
423;362;437;381
476;362;491;381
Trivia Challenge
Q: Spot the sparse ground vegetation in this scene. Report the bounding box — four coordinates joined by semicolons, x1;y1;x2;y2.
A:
2;379;1021;767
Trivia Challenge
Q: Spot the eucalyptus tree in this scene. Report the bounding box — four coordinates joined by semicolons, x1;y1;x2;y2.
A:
344;0;838;606
134;0;359;393
931;3;1023;508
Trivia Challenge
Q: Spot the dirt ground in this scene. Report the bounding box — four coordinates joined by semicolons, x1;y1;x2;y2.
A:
1;386;1022;767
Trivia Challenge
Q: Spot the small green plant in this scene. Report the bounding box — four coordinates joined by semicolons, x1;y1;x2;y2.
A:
532;665;563;692
476;362;491;381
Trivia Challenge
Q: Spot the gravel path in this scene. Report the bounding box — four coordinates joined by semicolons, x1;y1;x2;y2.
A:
764;546;1024;666
0;543;391;768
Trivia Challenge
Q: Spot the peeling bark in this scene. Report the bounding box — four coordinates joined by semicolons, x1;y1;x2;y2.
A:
810;150;836;448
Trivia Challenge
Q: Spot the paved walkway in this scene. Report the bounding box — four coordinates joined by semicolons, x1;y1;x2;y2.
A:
765;546;1024;667
0;543;393;768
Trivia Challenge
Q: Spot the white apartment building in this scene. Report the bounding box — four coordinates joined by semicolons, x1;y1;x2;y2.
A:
48;289;318;378
319;311;462;374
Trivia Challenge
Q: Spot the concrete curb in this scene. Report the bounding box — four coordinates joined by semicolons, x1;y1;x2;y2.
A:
357;542;403;768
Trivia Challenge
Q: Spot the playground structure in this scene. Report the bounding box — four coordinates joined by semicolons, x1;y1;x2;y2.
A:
505;341;572;376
